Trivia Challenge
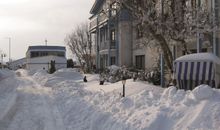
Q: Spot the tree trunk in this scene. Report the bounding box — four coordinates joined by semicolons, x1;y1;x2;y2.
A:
148;25;173;72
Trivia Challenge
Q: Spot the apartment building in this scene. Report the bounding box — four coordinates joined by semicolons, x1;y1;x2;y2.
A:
89;0;220;71
89;0;156;70
89;0;132;70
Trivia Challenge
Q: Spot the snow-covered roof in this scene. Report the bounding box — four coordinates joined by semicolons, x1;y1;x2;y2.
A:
175;53;220;64
90;0;104;14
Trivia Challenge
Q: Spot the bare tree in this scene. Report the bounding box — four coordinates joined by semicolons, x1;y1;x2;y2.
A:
65;23;93;73
116;0;215;72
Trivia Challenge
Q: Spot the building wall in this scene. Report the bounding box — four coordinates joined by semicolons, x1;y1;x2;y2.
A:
26;55;66;72
118;21;132;67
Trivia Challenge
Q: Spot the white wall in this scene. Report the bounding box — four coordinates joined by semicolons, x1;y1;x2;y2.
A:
26;55;66;72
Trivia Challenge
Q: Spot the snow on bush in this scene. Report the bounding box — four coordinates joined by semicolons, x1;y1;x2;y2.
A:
192;85;214;101
108;65;120;75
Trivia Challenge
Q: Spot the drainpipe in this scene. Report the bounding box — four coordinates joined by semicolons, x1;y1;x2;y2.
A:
197;0;202;53
212;0;217;55
161;53;165;88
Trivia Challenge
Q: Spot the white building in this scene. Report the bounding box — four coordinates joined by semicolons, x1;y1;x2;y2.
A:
26;46;67;72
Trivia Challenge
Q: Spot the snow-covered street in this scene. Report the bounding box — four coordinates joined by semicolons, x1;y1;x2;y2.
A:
0;70;64;130
1;69;220;130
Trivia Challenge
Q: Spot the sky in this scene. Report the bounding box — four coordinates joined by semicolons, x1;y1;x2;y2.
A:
0;0;95;61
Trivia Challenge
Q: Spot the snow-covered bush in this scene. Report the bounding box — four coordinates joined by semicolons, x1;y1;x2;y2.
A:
100;65;132;83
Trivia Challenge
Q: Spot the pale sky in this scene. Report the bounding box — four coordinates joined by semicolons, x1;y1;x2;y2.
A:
0;0;95;61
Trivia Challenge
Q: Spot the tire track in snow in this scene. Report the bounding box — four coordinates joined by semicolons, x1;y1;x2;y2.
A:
1;75;65;130
0;92;18;130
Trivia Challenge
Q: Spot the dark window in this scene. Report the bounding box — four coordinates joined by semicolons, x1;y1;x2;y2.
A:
191;0;196;8
31;52;39;58
110;42;116;49
30;51;65;58
136;55;145;70
110;57;116;65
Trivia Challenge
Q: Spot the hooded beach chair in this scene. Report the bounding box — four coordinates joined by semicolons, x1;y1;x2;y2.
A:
174;53;220;90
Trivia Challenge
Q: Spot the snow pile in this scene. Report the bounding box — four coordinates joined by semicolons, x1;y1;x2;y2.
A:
0;69;14;80
32;69;50;85
1;69;220;130
53;68;83;81
31;69;220;130
192;85;214;100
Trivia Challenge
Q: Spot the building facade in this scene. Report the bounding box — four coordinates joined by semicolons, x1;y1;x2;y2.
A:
174;0;220;59
89;0;220;71
26;46;67;72
89;0;133;70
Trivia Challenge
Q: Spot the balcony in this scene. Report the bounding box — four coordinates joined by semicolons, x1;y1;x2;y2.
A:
98;13;108;24
89;17;97;30
89;13;108;31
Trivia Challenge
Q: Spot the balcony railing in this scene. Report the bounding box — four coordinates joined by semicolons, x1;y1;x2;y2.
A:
90;13;108;30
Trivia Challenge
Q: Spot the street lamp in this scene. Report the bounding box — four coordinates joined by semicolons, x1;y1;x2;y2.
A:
121;76;126;97
1;53;6;69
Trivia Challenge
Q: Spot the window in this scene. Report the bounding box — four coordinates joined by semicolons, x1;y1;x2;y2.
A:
111;29;116;41
191;0;196;8
31;52;39;58
136;24;143;39
110;2;117;16
136;55;145;70
30;51;65;58
110;57;116;65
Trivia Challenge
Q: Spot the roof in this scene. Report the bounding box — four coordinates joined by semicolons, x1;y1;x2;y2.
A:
27;46;66;51
90;0;104;14
175;53;220;64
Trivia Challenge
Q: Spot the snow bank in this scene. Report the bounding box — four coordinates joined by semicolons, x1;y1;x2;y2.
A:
53;69;83;81
31;69;220;130
192;85;213;100
0;69;14;80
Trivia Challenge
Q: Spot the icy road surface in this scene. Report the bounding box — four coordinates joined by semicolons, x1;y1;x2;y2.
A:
0;72;65;130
